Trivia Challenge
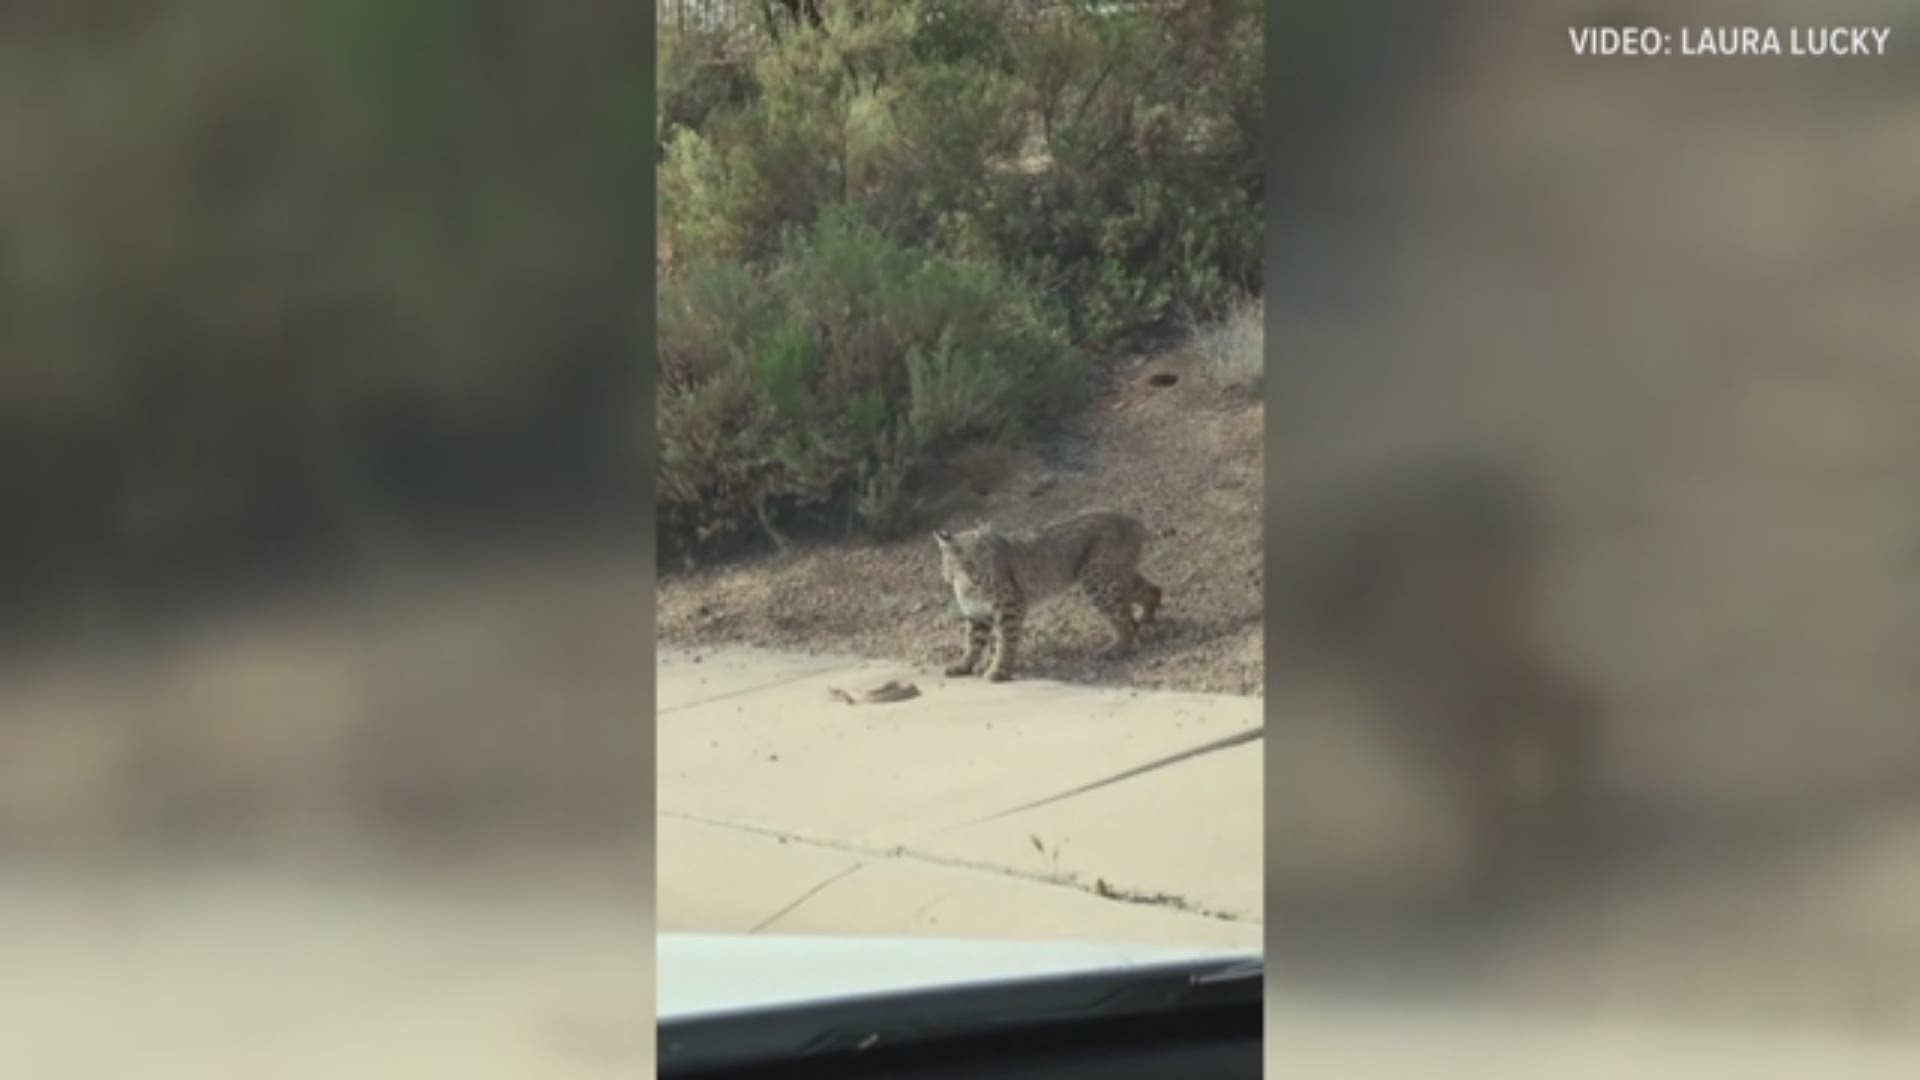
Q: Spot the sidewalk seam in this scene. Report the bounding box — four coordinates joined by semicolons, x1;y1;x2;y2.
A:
749;862;867;934
663;811;1256;925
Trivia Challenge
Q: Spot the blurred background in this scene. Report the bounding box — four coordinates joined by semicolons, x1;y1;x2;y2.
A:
0;2;650;1074
1266;0;1920;1064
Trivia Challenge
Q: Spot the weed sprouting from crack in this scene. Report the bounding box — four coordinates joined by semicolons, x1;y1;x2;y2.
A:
1029;833;1067;879
1027;834;1217;916
1092;876;1195;911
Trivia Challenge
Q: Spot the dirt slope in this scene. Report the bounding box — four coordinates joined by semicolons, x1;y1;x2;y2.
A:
657;349;1264;696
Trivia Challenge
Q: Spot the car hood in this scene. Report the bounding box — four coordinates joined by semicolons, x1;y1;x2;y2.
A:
657;932;1257;1021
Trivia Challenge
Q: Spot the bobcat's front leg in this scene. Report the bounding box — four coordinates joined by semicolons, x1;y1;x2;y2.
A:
946;619;990;677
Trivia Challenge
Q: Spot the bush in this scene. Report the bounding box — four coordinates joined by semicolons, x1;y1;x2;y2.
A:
658;209;1081;549
660;0;1262;336
658;0;1261;557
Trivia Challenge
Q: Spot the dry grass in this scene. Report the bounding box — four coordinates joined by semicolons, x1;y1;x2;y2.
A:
1187;295;1264;396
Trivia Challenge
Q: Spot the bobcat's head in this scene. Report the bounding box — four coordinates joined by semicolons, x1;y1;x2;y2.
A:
933;523;997;586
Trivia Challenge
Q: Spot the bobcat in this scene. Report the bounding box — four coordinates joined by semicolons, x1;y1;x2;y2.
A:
934;510;1162;682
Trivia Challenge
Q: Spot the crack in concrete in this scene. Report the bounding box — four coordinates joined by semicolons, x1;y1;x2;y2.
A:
940;726;1265;834
749;861;867;934
663;811;1252;924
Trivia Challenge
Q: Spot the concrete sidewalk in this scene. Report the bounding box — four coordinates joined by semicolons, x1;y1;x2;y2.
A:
657;646;1263;947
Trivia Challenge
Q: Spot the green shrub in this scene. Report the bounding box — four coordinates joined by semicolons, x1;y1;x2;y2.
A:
657;0;1260;558
658;259;772;395
658;0;1262;342
657;209;1081;549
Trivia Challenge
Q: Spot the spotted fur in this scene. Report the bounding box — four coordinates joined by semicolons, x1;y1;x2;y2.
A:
933;510;1162;682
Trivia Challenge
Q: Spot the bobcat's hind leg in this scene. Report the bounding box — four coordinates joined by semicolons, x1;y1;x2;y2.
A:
1085;576;1139;658
1132;572;1163;626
